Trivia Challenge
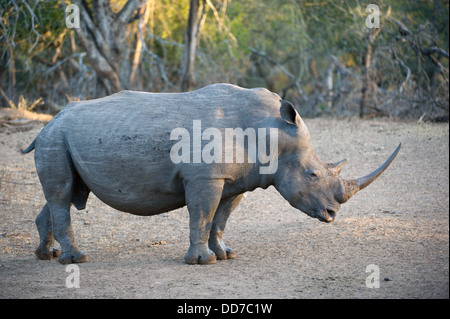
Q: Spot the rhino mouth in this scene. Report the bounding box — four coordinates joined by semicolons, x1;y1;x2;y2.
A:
317;209;336;223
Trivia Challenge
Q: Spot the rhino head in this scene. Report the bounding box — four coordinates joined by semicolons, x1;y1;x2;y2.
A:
273;101;401;223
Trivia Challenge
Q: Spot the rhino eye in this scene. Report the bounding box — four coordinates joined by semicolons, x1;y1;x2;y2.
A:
305;169;318;179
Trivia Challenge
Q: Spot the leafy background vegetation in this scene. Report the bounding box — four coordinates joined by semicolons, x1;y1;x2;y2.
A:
1;0;448;119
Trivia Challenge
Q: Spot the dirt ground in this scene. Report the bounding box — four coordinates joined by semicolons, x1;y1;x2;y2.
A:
0;116;448;299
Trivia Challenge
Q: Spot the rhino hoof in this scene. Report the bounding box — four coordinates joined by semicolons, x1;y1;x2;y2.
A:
59;251;89;264
215;248;236;260
35;247;61;260
184;250;217;265
52;248;61;258
226;249;236;260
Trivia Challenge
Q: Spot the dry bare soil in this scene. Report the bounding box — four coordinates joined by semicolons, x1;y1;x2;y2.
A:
0;117;448;299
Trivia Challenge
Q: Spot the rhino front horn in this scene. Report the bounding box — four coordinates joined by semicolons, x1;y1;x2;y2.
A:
341;143;402;202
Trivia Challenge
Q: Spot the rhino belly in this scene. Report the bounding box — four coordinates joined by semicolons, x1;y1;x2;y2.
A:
66;128;186;216
91;188;186;216
74;159;186;215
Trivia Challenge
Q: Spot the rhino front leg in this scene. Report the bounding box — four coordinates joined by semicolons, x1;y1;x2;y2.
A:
34;202;60;260
209;194;243;260
184;179;224;265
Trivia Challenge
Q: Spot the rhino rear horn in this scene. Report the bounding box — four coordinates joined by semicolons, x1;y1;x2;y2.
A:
327;159;348;176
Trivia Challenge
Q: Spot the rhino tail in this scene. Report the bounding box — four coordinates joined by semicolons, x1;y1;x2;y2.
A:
21;138;36;154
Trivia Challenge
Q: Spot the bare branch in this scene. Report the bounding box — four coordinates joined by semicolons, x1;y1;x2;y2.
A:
44;53;87;75
140;36;174;91
397;58;411;94
21;0;42;54
93;0;113;39
388;17;449;94
420;46;449;59
116;0;142;27
129;0;152;87
0;86;16;109
205;0;236;45
76;1;115;62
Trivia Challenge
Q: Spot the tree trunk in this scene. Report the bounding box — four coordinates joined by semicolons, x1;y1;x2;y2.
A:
181;0;201;92
359;28;381;118
72;0;141;95
8;46;15;103
359;43;372;117
129;0;152;89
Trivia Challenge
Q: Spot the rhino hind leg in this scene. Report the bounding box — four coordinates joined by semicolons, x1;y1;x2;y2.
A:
35;174;89;262
208;194;244;260
35;203;60;260
48;202;88;264
35;147;88;264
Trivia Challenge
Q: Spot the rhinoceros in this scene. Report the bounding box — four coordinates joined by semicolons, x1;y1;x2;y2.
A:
22;83;401;265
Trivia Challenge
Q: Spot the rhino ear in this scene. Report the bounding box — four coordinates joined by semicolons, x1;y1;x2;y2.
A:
280;100;300;127
326;159;348;176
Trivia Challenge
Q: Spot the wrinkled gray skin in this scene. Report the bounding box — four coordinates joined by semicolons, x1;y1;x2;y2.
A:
23;84;400;265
